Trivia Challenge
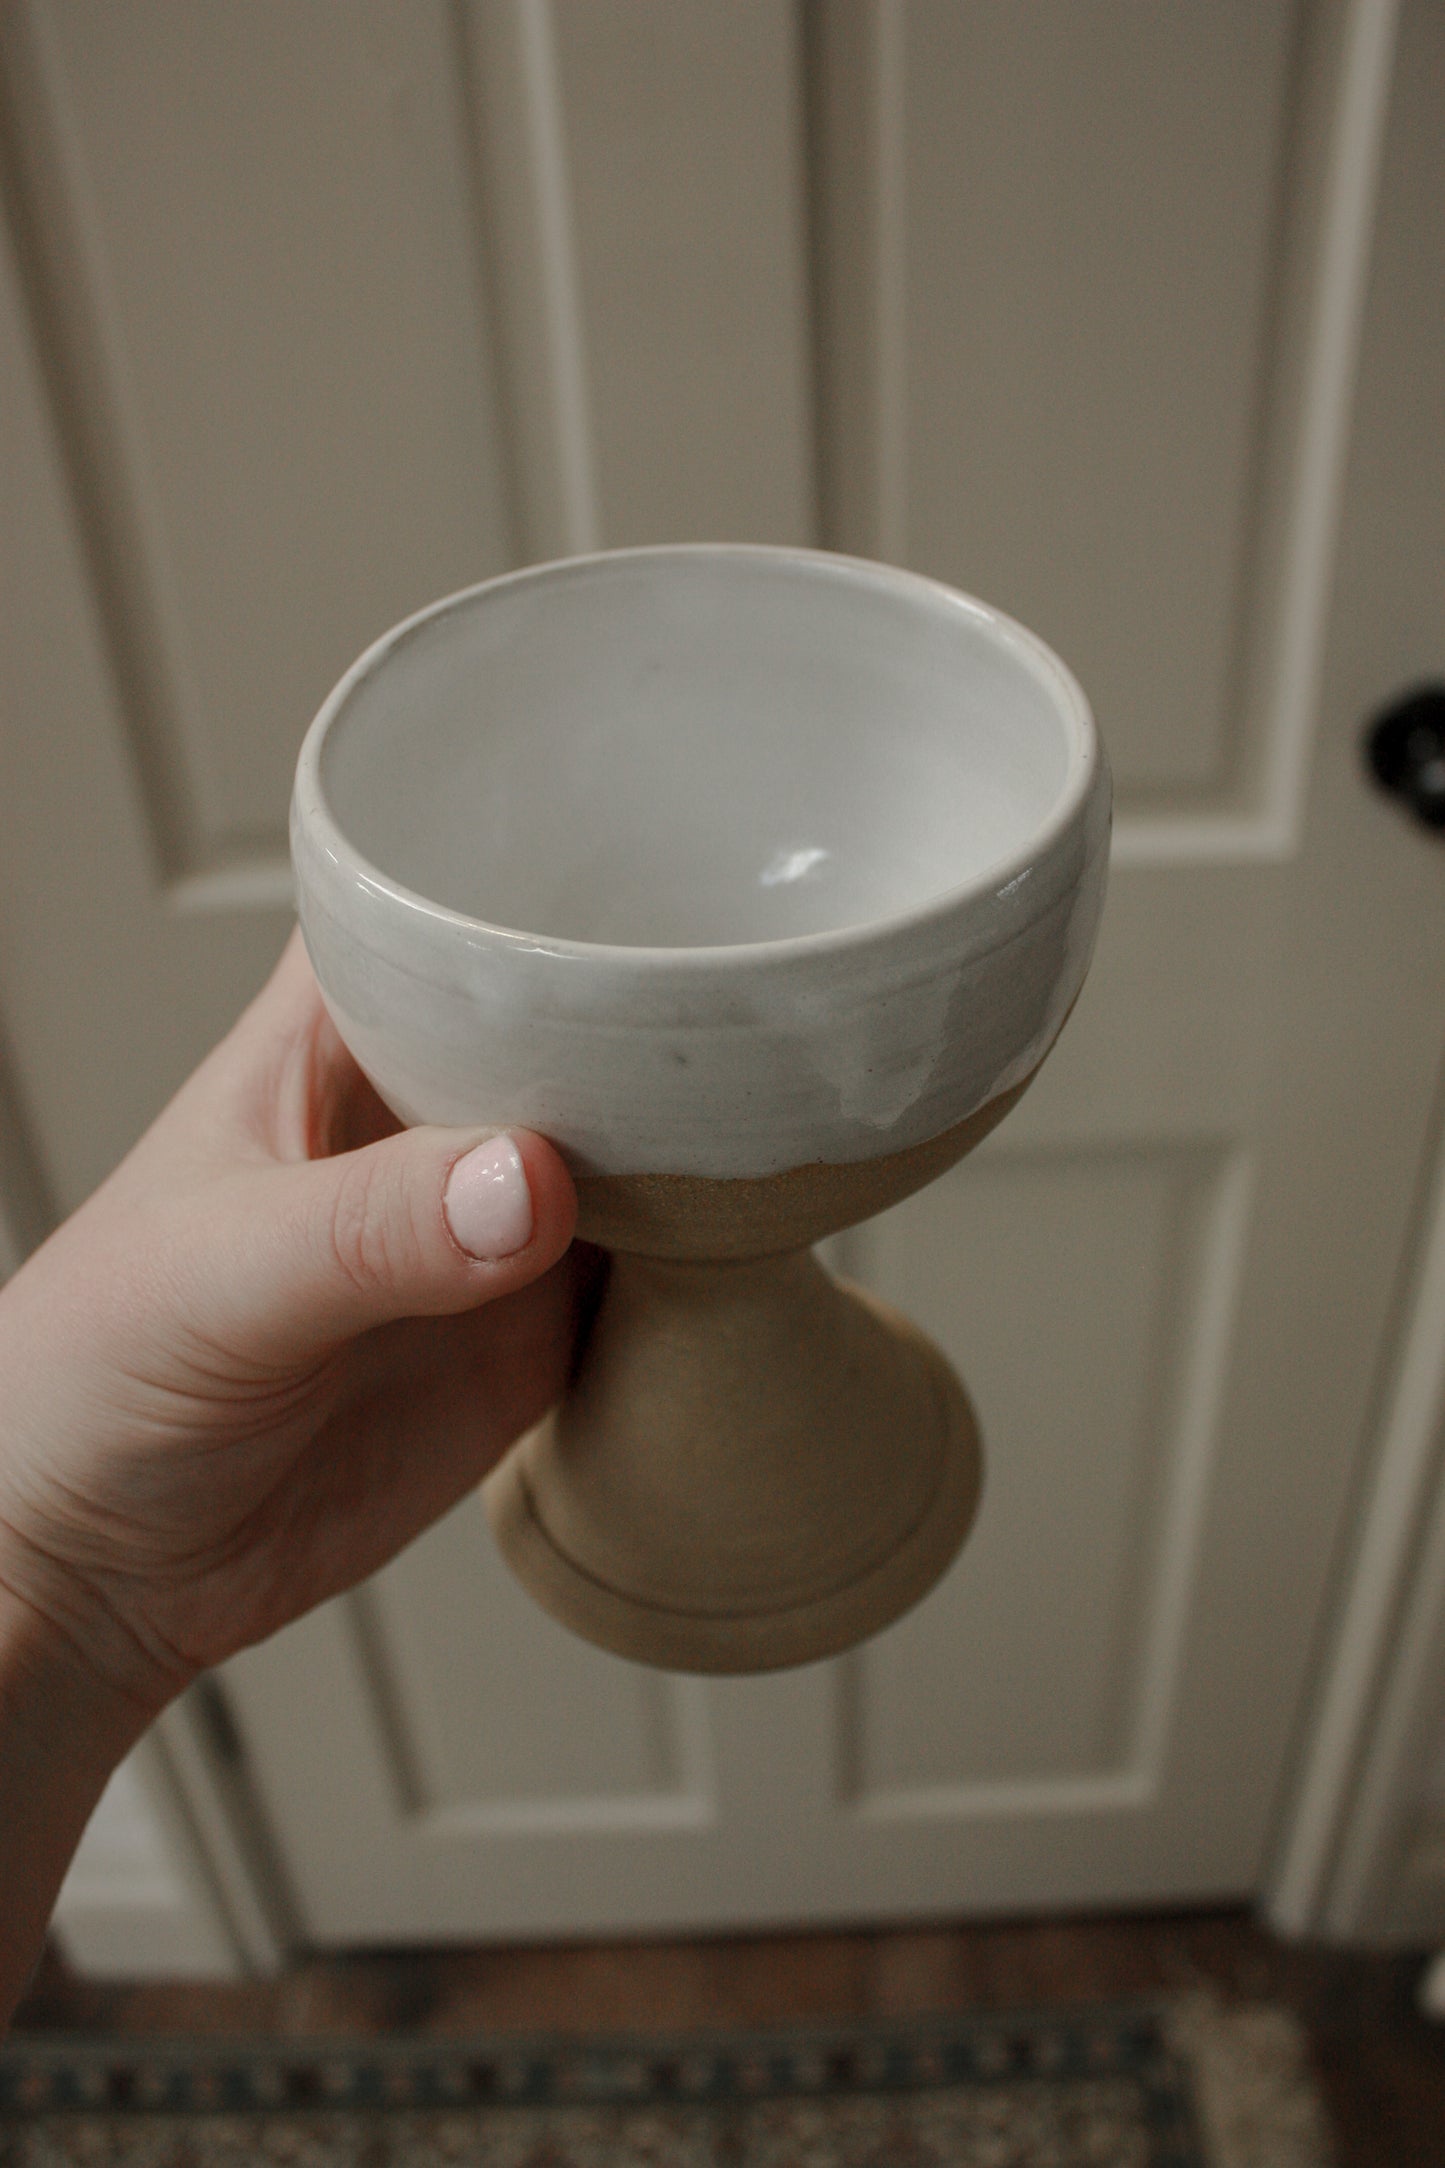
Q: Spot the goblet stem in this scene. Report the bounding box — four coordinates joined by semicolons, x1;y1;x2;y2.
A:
484;1248;983;1673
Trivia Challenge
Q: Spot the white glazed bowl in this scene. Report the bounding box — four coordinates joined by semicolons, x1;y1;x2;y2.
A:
291;546;1109;1179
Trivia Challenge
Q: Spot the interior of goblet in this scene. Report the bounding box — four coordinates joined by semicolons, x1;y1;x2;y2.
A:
317;551;1080;949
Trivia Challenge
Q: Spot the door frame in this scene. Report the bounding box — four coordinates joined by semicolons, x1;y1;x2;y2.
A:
1267;1069;1445;1945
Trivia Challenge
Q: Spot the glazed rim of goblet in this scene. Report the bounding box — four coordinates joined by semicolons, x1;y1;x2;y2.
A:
293;543;1105;969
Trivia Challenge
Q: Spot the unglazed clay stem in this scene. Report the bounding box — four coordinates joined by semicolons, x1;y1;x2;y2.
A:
484;1248;983;1672
485;1078;1046;1672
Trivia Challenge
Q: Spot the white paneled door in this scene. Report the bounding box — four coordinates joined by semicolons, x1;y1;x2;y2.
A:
4;0;1445;1942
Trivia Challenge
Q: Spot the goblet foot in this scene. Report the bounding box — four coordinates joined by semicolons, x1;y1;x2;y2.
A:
483;1250;982;1674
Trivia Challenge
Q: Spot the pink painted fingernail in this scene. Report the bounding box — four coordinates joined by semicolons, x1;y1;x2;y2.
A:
444;1135;534;1260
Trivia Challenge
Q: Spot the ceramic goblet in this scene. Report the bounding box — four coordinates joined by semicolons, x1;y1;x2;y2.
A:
291;545;1110;1673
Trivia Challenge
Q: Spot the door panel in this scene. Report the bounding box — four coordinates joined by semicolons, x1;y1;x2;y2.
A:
817;0;1302;803
15;0;518;880
854;1143;1239;1795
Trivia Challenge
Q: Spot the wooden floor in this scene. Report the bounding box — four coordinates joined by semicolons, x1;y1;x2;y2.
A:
16;1909;1445;2166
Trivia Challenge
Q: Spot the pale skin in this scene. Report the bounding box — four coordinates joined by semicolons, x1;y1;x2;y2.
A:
0;929;594;2027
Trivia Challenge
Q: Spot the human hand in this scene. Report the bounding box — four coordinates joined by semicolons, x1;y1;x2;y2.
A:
0;926;591;1730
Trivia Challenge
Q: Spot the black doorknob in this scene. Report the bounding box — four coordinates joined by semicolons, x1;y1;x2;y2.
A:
1365;685;1445;833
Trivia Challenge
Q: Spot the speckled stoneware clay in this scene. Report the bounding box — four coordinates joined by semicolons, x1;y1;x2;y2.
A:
290;545;1110;1672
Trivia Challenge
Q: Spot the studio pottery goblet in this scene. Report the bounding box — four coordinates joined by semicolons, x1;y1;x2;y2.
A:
291;545;1110;1673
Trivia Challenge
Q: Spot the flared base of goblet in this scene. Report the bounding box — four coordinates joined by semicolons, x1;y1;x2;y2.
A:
483;1262;982;1674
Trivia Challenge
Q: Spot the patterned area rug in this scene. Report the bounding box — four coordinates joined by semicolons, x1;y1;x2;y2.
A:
0;1995;1333;2166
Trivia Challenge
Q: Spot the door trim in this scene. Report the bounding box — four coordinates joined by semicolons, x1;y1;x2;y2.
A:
1266;1070;1445;1939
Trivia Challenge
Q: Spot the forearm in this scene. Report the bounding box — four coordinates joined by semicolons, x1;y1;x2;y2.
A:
0;1579;152;2030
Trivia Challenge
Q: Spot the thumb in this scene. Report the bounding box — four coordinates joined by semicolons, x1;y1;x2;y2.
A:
250;1126;578;1355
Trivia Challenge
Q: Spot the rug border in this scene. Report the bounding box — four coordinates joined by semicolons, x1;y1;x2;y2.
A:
1;1995;1205;2168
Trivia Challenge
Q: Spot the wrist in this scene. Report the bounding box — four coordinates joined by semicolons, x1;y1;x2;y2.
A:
0;1565;161;1780
0;1575;155;2032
